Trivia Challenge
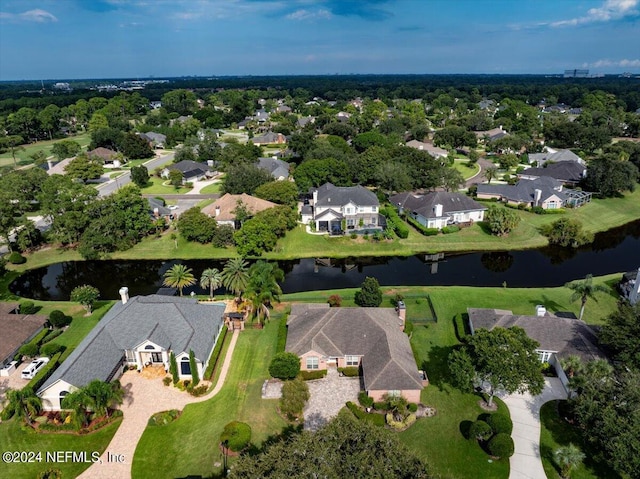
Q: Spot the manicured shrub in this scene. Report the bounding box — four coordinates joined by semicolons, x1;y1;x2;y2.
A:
358;392;374;408
386;412;417;430
405;215;439;236
275;316;287;353
346;401;386;426
204;326;228;379
40;342;64;357
407;402;418;413
149;409;180;426
279;378;309;421
327;294;342;307
169;352;179;384
189;349;199;386
189;384;208;396
487;433;515;458
469;420;493;441
441;225;460;234
531;206;545;215
37;468;62;479
42;329;64;343
354;277;382;307
19;343;38;358
19;301;38;314
162;377;172;386
8;251;26;264
404;320;414;336
373;400;389;411
299;370;327;380
48;310;72;328
338;366;359;377
486;413;513;435
380;207;409;239
269;352;301;380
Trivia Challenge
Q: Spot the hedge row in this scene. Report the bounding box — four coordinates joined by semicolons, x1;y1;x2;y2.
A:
26;352;63;391
300;370;327;380
276;315;288;353
203;327;228;380
338;366;359;377
16;329;50;359
380;207;409;239
346;401;385;427
406;216;439;236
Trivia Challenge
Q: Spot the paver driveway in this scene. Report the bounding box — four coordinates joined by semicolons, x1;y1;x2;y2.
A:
503;377;567;479
303;368;360;431
77;329;239;479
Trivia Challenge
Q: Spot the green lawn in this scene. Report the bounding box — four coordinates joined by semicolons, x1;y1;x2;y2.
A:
0;133;91;168
140;177;192;195
269;189;640;259
539;401;621;479
454;159;480;180
132;316;288;479
199;182;222;194
0;414;121;479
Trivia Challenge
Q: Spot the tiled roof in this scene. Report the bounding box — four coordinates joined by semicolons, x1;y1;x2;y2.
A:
0;304;47;364
286;304;423;392
201;193;277;222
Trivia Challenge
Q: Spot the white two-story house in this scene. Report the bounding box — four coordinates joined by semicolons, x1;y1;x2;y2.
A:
301;183;381;234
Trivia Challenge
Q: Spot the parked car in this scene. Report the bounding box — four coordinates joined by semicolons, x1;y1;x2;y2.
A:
21;357;50;380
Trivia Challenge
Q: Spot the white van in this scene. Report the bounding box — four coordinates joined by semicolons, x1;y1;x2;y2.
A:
21;357;50;380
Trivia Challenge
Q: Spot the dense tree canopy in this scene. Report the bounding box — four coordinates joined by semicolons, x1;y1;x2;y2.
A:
230;410;429;478
449;327;544;406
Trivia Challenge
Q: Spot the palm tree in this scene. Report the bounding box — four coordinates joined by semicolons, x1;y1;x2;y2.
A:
4;387;42;424
565;274;608;321
200;267;223;300
560;355;583;378
554;444;585;478
245;261;283;325
163;263;196;296
483;166;498;184
221;258;249;300
61;389;91;430
83;379;124;418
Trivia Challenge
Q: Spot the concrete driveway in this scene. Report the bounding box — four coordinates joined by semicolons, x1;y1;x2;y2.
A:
503;378;568;479
0;363;30;406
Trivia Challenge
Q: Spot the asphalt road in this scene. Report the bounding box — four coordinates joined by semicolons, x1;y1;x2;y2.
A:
97;151;175;197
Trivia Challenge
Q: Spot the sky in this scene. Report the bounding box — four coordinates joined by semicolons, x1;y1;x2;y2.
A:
0;0;639;80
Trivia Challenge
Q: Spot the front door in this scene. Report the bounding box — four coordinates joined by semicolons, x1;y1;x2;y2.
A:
151;352;163;363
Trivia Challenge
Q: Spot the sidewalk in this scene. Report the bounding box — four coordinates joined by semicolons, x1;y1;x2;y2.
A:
78;329;239;479
503;378;567;479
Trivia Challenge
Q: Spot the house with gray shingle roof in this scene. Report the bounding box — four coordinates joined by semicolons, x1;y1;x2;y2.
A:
528;148;585;167
467;307;606;391
390;191;486;230
256;157;290;180
161;160;214;183
477;177;569;210
37;292;225;411
286;304;424;402
518;161;586;186
302;182;382;234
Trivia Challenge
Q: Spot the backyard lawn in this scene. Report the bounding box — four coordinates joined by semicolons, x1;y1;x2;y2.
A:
539;401;621;479
198;182;222;194
131;316;288;479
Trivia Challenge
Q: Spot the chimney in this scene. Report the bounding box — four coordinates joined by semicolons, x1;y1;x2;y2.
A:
312;189;318;205
119;287;129;305
535;305;546;317
397;300;406;330
153;207;159;218
214;206;221;217
630;267;640;305
434;204;443;217
534;189;542;206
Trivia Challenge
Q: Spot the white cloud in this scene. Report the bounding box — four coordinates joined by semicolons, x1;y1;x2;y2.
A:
551;0;639;27
583;58;640;68
0;8;58;23
286;9;332;21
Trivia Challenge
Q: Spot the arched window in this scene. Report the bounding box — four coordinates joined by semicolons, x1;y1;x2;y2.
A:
59;390;69;407
145;345;155;350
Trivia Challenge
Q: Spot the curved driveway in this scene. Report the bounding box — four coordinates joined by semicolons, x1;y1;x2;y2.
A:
503;378;567;479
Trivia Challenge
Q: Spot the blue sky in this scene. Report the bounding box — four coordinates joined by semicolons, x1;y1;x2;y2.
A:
0;0;639;80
